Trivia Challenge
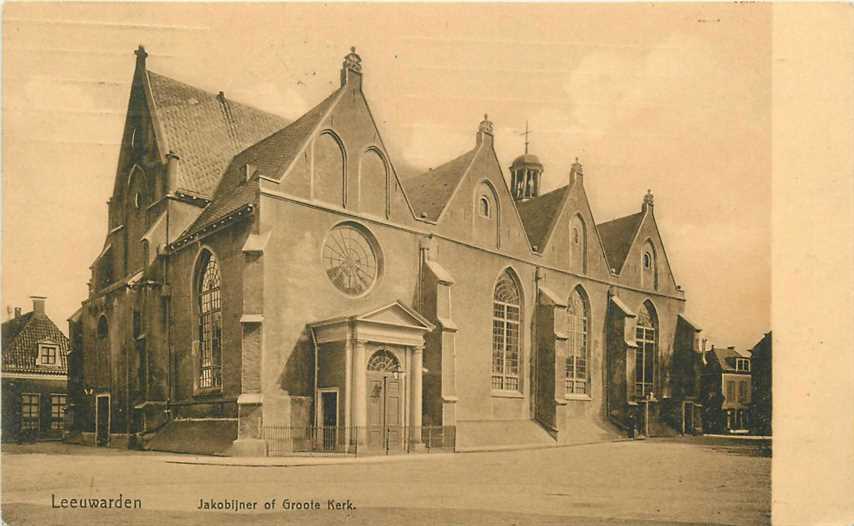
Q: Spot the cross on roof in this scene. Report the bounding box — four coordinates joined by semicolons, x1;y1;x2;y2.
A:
517;121;533;154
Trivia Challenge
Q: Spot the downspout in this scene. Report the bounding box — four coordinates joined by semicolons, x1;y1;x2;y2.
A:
164;152;178;420
310;326;319;427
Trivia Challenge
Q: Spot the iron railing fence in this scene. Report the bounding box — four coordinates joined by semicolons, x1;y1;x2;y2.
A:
261;425;456;457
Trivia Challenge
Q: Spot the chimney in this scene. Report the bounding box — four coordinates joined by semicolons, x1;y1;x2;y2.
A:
165;151;179;195
340;46;363;91
242;163;258;184
31;296;47;316
14;307;22;319
476;114;494;147
569;157;584;187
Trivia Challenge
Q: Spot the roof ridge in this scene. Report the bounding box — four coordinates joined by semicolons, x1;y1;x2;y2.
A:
147;70;288;122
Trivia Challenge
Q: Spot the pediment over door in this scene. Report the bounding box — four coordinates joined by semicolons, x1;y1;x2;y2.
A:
309;300;435;347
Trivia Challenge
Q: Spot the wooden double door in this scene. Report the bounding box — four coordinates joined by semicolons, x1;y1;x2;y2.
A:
366;372;404;451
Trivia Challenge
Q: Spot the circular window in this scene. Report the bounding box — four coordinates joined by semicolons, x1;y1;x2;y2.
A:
322;224;380;296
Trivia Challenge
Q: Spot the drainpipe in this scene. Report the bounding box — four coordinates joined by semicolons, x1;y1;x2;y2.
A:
310;326;319;428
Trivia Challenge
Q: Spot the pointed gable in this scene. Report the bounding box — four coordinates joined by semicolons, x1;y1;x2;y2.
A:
516;186;569;250
402;148;478;221
229;87;344;181
597;211;645;273
146;71;290;198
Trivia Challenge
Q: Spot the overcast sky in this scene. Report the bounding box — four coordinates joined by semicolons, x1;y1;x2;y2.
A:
2;3;770;349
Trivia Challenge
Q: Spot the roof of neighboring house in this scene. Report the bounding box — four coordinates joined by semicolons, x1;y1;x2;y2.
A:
2;311;70;375
401;148;479;221
173;87;344;244
147;71;290;199
597;211;645;273
516;185;569;251
706;347;751;373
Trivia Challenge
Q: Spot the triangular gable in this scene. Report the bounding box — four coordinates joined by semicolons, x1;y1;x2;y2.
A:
597;211;645;273
357;301;435;331
402;148;478;222
235;87;345;182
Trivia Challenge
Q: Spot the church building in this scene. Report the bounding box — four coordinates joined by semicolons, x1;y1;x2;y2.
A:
67;47;704;455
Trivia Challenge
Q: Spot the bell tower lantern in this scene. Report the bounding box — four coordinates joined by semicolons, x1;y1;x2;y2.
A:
510;121;543;201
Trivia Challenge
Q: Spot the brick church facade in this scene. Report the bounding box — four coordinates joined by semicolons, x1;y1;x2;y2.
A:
67;47;704;454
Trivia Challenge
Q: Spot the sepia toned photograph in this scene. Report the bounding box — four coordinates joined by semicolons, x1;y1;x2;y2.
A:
1;3;849;525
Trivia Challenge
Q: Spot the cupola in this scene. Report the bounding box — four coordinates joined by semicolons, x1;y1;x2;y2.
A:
510;122;543;201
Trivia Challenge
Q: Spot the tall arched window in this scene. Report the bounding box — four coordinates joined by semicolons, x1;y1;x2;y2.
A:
197;251;222;389
492;269;521;391
566;288;589;395
570;215;587;273
641;240;658;290
314;132;346;207
635;302;657;399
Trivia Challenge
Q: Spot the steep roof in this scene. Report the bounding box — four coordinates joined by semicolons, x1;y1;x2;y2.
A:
516;186;569;251
147;71;290;198
2;312;70;375
707;347;751;373
597;211;645;273
402;148;478;221
174;87;344;244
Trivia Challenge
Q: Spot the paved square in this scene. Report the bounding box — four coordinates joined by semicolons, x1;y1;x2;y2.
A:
1;438;770;525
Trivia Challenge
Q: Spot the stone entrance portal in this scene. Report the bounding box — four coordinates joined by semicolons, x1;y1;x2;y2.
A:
308;301;435;452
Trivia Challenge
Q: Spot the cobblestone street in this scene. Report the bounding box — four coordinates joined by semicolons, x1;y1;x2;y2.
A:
1;438;770;525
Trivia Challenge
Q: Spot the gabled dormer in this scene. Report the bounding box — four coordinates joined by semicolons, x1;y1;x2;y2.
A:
517;158;611;278
597;190;682;295
403;116;534;255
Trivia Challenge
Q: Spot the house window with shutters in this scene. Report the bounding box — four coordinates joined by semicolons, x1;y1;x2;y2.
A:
197;250;222;390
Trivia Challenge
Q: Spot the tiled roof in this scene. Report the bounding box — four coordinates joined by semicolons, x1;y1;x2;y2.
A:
707;347;751;373
174;87;344;243
516;186;569;251
597;211;645;273
402;148;479;221
2;312;70;375
147;71;290;198
229;87;343;180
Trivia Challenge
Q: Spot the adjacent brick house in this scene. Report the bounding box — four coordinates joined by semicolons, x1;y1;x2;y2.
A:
67;46;703;455
751;332;772;436
2;297;70;441
702;346;752;434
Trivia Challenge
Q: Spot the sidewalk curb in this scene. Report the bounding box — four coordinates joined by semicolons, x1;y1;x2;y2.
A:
161;451;455;468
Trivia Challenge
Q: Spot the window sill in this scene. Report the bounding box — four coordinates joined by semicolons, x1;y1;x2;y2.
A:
491;390;524;399
564;394;592;402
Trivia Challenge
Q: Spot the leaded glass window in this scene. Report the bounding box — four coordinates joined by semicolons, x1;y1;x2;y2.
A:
492;270;521;391
323;225;379;296
198;251;222;389
367;350;401;372
566;288;589;395
635;302;656;399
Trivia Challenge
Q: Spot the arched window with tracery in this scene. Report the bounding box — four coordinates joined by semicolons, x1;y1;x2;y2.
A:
566;288;589;395
492;269;521;391
635;301;657;399
367;349;401;372
197;251;222;390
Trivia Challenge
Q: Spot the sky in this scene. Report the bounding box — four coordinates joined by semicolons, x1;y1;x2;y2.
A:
1;3;771;349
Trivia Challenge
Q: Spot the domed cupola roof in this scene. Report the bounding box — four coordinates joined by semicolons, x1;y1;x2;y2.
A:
511;153;543;168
